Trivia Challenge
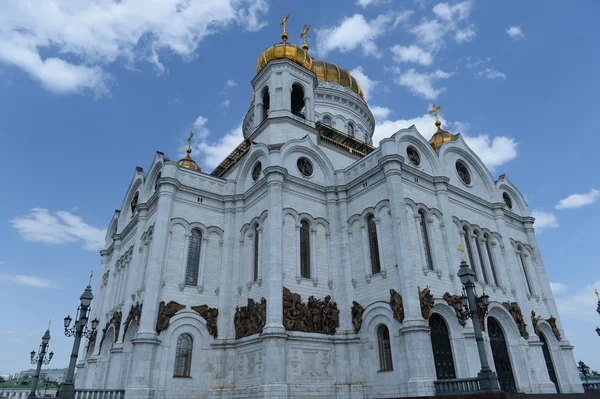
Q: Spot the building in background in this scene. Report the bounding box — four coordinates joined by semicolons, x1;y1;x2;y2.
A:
74;20;583;399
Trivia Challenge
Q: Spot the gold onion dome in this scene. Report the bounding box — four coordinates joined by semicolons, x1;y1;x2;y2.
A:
178;132;203;172
427;104;457;150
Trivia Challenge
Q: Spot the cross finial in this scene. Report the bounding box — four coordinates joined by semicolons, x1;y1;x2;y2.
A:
457;244;465;262
186;131;194;156
300;24;311;51
88;270;94;286
47;319;51;330
280;13;291;41
429;103;441;123
596;288;600;301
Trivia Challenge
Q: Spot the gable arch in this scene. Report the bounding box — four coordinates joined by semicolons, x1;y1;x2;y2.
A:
120;177;143;225
440;143;496;201
496;176;528;216
280;136;335;185
395;127;440;175
144;161;163;197
487;303;524;346
234;143;270;192
240;210;269;239
361;301;397;335
105;214;120;246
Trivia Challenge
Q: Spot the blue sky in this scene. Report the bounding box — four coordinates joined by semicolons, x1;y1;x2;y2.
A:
0;0;599;377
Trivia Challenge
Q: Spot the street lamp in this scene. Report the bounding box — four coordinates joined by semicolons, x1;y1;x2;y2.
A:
59;273;98;399
579;360;590;384
457;245;500;393
28;324;54;399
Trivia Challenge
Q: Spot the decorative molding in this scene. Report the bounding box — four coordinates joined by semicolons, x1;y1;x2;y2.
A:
156;301;185;334
282;287;339;334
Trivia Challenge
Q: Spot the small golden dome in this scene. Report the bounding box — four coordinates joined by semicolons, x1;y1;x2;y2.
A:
429;120;457;150
256;41;313;74
310;59;365;101
178;132;203;172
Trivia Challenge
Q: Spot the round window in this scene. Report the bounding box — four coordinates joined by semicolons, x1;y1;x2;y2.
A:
407;146;421;166
297;157;314;177
251;161;262;181
455;161;471;185
503;192;513;209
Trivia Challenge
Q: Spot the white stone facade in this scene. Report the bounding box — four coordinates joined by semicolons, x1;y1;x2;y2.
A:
75;59;583;398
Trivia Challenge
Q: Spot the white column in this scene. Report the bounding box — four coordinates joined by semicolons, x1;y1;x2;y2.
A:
325;231;332;289
428;218;442;277
488;240;503;288
468;233;485;283
520;251;537;297
247;232;255;284
295;223;301;282
237;238;245;294
360;224;372;281
478;237;496;287
178;233;190;290
310;227;318;285
414;214;428;273
256;227;263;284
197;236;209;293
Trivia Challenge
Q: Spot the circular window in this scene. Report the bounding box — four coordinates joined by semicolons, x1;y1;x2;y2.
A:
251;161;262;181
297;157;314;177
503;192;513;209
407;146;421;166
455;161;471;185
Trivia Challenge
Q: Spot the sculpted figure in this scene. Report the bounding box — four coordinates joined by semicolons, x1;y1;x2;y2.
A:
389;289;404;323
351;301;365;332
419;286;434;320
281;287;338;334
531;311;541;337
192;304;219;338
156;301;185;334
547;315;561;341
443;292;467;327
503;301;529;339
234;297;267;339
123;302;143;337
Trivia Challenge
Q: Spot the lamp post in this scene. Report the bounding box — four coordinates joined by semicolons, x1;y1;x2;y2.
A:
28;324;54;399
578;360;590;384
457;246;500;393
59;274;99;399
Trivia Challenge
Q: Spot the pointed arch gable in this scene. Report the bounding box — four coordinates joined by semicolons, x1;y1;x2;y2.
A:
280;135;336;186
234;142;270;193
496;175;528;216
394;125;440;175
105;212;120;246
144;160;164;198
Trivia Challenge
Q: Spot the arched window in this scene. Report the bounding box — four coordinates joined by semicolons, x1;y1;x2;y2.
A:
419;209;434;270
462;226;478;281
367;214;381;274
517;246;533;294
474;231;489;284
173;333;193;377
484;234;498;286
262;87;270;121
130;192;139;215
154;172;161;192
377;325;393;371
429;314;456;379
322;116;332;126
253;224;260;281
185;229;202;286
300;220;311;279
348;122;355;137
291;84;305;118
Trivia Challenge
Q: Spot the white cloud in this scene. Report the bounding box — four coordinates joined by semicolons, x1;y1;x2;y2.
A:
349;66;379;101
478;68;506;80
221;100;231;108
432;1;473;21
531;210;559;231
356;0;390;6
391;44;433;66
556;189;600;210
550;282;567;295
192;116;210;139
454;26;476;43
222;79;238;92
506;26;524;39
10;208;106;251
315;12;410;57
556;280;600;321
412;19;446;49
395;68;453;100
370;105;392;122
197;124;244;171
373;112;439;146
0;275;59;288
0;1;268;95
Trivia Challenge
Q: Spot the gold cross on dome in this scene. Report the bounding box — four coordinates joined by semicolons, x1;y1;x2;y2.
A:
457;244;465;262
187;131;194;148
300;24;311;44
429;104;441;122
280;13;290;33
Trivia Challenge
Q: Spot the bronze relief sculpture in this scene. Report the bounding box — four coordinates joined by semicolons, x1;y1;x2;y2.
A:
502;301;529;339
234;297;267;339
547;315;561;341
351;301;365;333
389;289;404;323
419;286;434;320
531;311;541;337
443;292;467;327
282;287;339;334
123;302;143;337
99;310;122;351
156;301;185;334
192;304;219;338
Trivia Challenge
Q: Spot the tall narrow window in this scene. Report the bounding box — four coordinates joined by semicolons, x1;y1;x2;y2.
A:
463;226;478;281
262;87;270;121
291;84;305;118
322;116;332;126
419;210;434;270
474;231;489;284
173;333;193;377
367;215;381;274
484;234;498;286
377;325;393;371
253;225;260;281
300;220;311;279
185;229;202;286
154;172;161;192
348;123;355;137
518;246;533;294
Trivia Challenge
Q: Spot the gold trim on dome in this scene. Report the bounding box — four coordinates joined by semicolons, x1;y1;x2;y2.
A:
178;132;203;172
428;105;458;150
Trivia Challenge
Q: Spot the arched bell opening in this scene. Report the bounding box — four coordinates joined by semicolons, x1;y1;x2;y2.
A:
291;84;305;119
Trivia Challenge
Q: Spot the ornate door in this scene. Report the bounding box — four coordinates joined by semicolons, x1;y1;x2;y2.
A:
540;333;560;393
429;314;456;379
488;317;517;392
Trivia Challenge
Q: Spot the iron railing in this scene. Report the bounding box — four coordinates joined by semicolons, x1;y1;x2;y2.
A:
584;382;600;392
74;390;125;399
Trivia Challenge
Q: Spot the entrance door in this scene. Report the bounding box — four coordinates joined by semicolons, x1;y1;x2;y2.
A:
488;317;517;392
429;314;456;379
540;333;560;393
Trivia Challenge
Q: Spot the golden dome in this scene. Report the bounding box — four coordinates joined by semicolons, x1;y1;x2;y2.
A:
310;59;365;100
178;133;203;172
429;120;457;150
256;41;313;74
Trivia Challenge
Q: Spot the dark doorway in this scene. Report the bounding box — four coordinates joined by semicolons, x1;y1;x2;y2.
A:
429;313;456;379
540;332;560;393
291;84;305;119
262;87;270;121
488;317;517;392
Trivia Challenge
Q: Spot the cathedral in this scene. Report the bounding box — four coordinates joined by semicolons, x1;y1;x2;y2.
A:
75;18;583;399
